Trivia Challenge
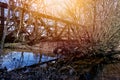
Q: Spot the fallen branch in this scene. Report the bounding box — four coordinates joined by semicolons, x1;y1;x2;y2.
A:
9;58;58;72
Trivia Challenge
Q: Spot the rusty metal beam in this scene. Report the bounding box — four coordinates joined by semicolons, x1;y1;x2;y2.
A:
0;2;8;8
29;10;84;27
0;2;85;27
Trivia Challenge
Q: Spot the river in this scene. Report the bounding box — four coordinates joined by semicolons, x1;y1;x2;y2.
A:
0;50;56;71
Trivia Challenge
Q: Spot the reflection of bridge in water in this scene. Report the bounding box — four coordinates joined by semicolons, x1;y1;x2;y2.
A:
0;1;84;45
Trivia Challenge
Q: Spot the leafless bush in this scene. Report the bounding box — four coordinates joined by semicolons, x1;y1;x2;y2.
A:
60;0;120;56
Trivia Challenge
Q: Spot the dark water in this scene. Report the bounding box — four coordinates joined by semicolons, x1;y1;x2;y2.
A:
0;51;56;71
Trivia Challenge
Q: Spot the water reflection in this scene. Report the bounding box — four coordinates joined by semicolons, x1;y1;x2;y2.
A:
0;51;55;71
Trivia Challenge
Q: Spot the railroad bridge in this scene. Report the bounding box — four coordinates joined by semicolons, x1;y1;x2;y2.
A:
0;0;84;45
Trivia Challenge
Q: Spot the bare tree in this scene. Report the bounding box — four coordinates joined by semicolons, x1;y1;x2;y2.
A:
59;0;120;56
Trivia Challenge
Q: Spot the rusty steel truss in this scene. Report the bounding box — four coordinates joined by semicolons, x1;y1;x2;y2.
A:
0;1;85;44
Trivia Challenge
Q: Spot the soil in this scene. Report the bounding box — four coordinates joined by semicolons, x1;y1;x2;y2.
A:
0;63;80;80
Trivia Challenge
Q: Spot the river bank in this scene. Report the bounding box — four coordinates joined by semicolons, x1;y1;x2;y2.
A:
0;52;120;80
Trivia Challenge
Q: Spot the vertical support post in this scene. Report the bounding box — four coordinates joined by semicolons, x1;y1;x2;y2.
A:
54;21;58;39
1;0;11;49
16;9;24;40
67;24;71;46
0;7;4;42
0;7;2;41
68;25;70;40
0;7;5;49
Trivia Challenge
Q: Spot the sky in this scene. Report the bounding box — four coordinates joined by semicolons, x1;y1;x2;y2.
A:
32;0;68;16
0;0;69;17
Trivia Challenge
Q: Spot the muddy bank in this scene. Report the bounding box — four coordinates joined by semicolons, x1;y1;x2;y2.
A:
0;53;120;80
4;41;78;54
2;43;120;80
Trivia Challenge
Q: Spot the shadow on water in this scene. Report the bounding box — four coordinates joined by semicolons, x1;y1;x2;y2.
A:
0;51;56;71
